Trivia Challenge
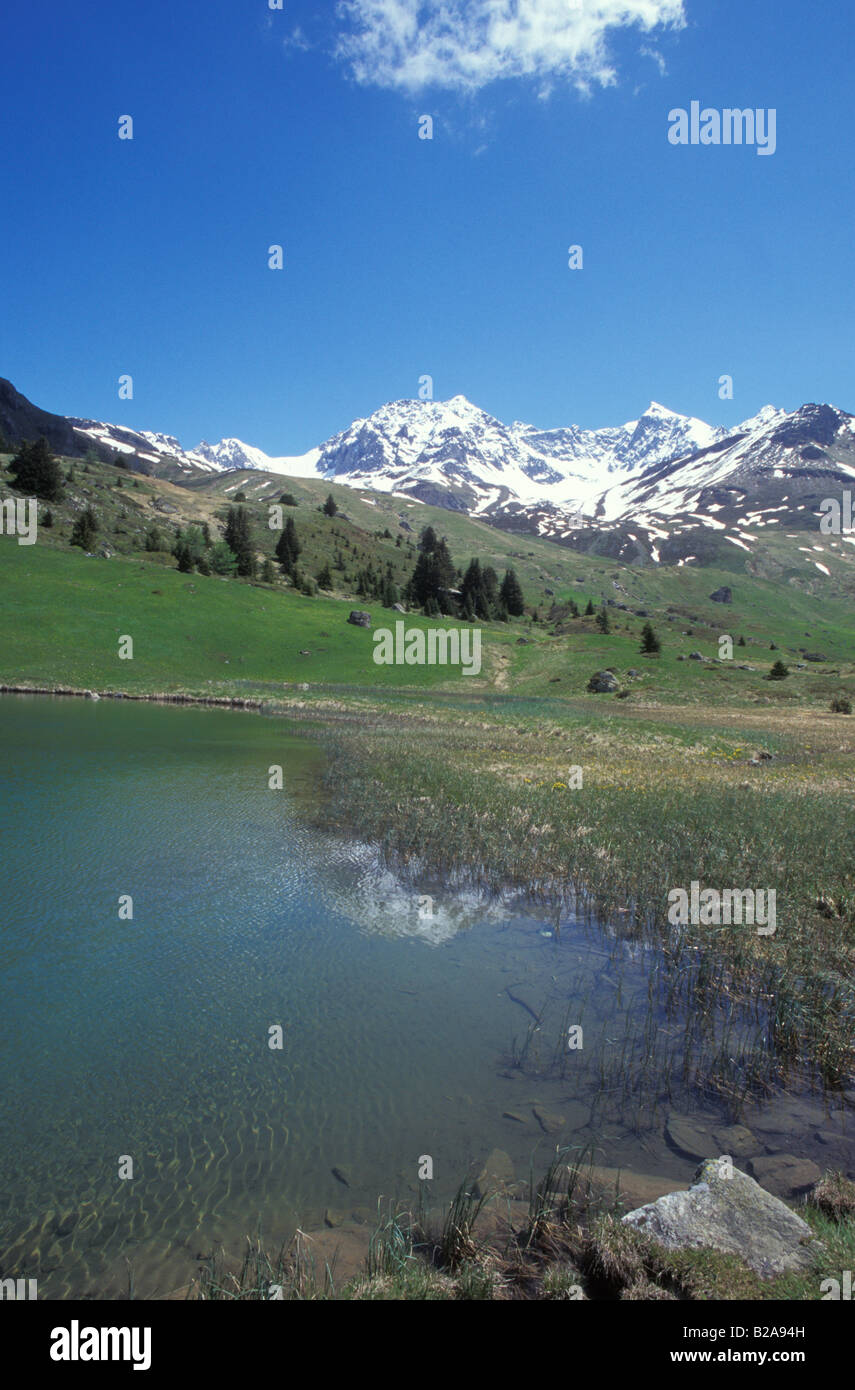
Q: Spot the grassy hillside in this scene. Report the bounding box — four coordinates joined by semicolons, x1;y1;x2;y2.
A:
1;449;854;706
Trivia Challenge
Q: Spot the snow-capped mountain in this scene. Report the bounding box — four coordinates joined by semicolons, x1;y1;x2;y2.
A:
3;375;853;565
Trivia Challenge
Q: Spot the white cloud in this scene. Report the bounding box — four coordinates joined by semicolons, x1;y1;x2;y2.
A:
335;0;686;93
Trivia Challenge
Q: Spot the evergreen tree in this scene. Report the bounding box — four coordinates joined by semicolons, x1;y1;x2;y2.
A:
224;505;255;577
70;505;98;549
569;599;579;618
596;605;611;634
584;599;595;616
42;508;53;528
145;526;163;552
279;492;298;506
418;525;438;554
500;567;525;617
175;543;194;573
322;493;338;517
738;635;746;647
9;437;64;502
317;562;333;588
261;558;276;584
767;660;789;681
275;516;300;575
640;621;661;654
461;558;490;619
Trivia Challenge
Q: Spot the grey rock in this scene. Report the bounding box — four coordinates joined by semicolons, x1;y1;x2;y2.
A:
710;586;733;604
347;611;371;627
688;651;705;662
622;1160;821;1278
587;670;619;693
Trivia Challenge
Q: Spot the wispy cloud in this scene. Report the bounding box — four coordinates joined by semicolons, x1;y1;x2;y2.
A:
335;0;686;94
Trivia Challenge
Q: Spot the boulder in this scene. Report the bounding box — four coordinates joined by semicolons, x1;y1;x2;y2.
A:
688;651;705;662
347;611;371;628
710;586;733;604
587;670;619;693
622;1160;821;1278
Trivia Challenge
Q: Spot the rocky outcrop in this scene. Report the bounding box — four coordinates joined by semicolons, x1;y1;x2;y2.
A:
587;670;619;693
347;611;372;627
622;1160;821;1278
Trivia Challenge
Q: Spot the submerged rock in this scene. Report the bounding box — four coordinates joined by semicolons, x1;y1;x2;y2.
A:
533;1105;565;1135
474;1148;515;1197
748;1154;822;1197
665;1114;757;1162
622;1159;821;1278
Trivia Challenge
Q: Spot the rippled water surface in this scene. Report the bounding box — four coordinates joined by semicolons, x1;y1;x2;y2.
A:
0;696;851;1298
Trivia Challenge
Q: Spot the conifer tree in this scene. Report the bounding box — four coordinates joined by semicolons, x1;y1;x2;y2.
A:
9;437;63;502
500;567;525;617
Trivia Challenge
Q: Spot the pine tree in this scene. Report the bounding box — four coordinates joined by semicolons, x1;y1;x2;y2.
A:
418;525;438;554
261;558;276;584
175;543;194;573
500;568;525;617
461;558;490;619
317;562;333;588
224;505;255;577
584;599;595;617
275;516;300;575
767;660;789;681
640;621;661;654
42;508;53;528
596;606;611;634
322;493;338;517
70;505;98;549
9;437;64;502
738;635;746;647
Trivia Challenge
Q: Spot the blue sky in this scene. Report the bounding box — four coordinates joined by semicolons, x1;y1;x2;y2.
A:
1;0;853;453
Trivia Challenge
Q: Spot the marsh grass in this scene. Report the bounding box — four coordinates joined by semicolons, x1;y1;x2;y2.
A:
315;700;855;1102
191;1229;335;1300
